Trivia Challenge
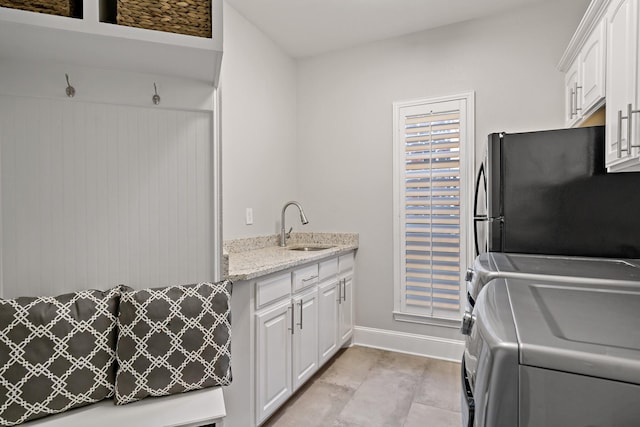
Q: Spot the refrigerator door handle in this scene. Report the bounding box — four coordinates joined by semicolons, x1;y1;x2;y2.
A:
473;163;488;256
473;163;487;217
473;217;487;257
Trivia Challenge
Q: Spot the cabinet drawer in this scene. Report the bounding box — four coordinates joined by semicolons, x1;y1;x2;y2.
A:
338;252;354;274
292;264;319;293
318;258;338;282
256;272;291;308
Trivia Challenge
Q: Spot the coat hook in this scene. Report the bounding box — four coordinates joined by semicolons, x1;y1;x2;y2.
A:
65;74;75;98
152;83;161;105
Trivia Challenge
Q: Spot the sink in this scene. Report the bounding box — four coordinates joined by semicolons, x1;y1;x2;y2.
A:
287;245;335;251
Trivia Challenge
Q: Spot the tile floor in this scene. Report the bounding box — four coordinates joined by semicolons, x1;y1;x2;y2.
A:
262;345;461;427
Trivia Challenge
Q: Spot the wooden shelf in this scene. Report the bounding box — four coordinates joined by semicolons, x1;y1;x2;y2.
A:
0;0;223;85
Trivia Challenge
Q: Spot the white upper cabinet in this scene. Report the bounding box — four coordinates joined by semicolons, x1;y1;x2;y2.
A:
564;58;582;127
580;21;607;114
559;1;608;128
560;0;640;172
605;0;640;171
0;0;223;85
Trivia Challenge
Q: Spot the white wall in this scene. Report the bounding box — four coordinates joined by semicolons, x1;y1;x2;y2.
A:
0;61;219;298
295;0;590;341
220;3;300;240
0;95;213;297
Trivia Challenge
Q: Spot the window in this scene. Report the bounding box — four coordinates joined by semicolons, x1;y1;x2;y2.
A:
392;93;474;325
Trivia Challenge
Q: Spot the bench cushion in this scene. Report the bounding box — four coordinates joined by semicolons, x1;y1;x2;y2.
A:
0;285;128;426
114;281;232;405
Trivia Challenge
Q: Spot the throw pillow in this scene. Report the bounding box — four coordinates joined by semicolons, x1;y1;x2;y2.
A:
114;280;232;405
0;285;129;426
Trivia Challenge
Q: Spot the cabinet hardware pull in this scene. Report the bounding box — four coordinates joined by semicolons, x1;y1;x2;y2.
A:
570;88;575;118
301;275;318;283
337;281;342;304
289;302;295;335
628;104;640;156
619;104;640;158
297;300;303;329
574;82;582;112
342;279;346;302
618;109;624;158
628;104;634;157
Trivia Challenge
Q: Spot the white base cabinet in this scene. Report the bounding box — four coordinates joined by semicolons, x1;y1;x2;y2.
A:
235;251;355;427
292;288;319;390
318;259;340;366
338;254;355;343
255;286;319;423
256;300;293;423
339;276;354;343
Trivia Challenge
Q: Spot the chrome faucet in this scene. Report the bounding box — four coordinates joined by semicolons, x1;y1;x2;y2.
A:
280;201;309;247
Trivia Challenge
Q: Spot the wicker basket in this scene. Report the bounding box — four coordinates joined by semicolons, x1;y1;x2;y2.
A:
117;0;211;38
0;0;74;17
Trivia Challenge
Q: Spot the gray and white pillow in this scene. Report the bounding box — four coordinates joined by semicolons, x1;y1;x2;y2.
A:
0;285;128;426
114;281;232;405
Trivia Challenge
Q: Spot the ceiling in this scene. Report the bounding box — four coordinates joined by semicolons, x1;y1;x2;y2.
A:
224;0;570;58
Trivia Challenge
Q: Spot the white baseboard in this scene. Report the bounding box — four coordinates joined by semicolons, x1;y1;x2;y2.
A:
353;326;464;362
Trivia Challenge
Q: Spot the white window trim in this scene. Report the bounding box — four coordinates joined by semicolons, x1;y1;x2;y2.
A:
392;92;475;327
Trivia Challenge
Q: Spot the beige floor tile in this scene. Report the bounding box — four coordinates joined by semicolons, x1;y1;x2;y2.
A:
317;346;385;391
413;358;461;413
333;356;423;427
332;419;368;427
376;350;430;377
262;380;354;427
403;402;461;427
265;346;463;427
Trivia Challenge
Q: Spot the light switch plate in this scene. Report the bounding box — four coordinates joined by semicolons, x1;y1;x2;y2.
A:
245;208;254;225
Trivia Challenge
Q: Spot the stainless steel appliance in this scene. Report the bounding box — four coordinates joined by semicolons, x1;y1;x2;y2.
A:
462;127;640;426
474;126;640;258
461;274;640;427
464;252;640;310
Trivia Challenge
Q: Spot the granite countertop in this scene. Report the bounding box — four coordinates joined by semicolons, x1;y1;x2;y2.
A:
224;232;358;281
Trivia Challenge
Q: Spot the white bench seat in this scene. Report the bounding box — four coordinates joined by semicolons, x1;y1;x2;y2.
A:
22;387;226;427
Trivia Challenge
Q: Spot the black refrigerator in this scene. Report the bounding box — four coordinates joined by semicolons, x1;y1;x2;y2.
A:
474;125;640;259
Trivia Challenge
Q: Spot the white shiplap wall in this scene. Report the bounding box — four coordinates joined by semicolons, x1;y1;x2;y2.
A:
0;95;213;298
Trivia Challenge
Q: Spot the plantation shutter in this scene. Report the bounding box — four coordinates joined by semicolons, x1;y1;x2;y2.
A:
401;105;461;319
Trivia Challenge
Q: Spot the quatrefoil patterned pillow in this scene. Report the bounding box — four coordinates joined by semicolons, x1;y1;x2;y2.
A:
114;281;232;405
0;285;129;426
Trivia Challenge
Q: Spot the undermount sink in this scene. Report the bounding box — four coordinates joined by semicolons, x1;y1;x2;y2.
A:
287;245;335;251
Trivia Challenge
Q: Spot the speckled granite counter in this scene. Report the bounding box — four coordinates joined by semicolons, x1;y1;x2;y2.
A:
224;232;358;281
